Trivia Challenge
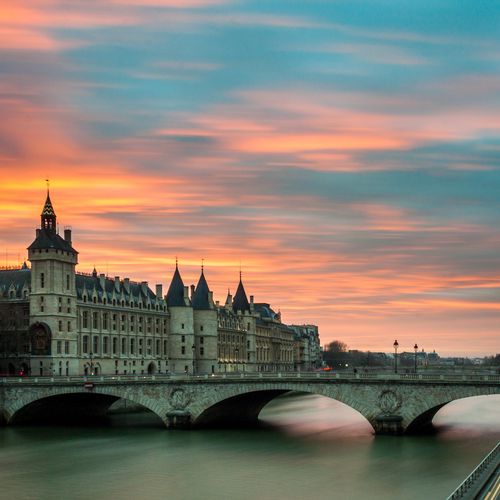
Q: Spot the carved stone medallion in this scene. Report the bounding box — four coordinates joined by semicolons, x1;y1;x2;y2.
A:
170;388;191;410
378;390;402;415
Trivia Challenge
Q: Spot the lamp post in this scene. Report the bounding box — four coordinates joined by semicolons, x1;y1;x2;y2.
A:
393;340;399;374
192;344;196;375
414;343;418;374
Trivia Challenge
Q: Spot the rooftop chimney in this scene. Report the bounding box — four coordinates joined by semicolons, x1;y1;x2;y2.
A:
64;228;72;245
156;284;163;298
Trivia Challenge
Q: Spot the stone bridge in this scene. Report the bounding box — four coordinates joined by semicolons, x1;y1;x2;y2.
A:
0;372;499;435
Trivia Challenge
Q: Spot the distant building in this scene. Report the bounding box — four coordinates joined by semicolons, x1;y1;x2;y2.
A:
0;191;319;376
289;324;321;370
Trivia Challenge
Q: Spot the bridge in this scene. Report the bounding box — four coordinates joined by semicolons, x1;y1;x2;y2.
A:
0;372;499;435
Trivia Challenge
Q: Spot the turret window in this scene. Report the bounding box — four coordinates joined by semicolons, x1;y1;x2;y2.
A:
181;346;186;355
40;273;45;288
58;320;63;331
67;298;71;313
58;297;62;312
40;296;44;312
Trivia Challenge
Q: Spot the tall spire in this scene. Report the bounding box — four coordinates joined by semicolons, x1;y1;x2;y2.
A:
40;180;56;232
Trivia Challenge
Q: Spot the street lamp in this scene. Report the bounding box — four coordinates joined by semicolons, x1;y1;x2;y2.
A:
393;340;399;374
414;343;418;374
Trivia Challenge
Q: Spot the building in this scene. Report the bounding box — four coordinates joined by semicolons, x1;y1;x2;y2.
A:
289;324;321;371
0;191;319;376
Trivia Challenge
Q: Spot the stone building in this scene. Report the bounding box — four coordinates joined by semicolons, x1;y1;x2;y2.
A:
0;191;318;375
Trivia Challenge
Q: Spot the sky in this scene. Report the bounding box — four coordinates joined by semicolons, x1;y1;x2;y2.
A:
1;0;499;356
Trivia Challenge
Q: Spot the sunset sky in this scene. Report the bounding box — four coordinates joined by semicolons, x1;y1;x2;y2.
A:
1;1;499;356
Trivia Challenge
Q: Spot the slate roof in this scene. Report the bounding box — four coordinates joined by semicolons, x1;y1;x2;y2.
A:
0;268;31;299
232;278;250;312
27;228;77;254
166;265;188;307
75;273;161;306
192;270;212;310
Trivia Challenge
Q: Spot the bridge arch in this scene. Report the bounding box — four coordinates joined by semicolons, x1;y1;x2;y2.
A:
189;383;376;431
3;386;165;426
405;393;500;434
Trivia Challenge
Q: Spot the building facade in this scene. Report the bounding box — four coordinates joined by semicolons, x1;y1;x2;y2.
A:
0;192;319;376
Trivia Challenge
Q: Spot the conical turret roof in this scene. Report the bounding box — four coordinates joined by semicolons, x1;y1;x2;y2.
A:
232;275;250;312
166;264;187;307
192;268;212;310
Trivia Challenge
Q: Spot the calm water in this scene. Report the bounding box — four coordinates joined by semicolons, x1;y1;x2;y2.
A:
0;394;498;500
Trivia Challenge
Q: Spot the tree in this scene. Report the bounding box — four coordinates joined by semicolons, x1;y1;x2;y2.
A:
327;340;348;353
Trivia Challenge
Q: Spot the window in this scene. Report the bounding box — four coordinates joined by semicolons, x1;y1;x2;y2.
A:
58;320;63;331
200;336;204;345
200;325;204;332
181;346;185;355
121;337;126;355
40;296;44;312
181;323;185;329
93;335;98;353
138;338;143;355
82;311;88;328
66;274;70;290
147;339;152;355
112;337;117;355
103;313;108;330
83;335;89;354
156;339;160;355
67;298;71;313
64;341;69;354
200;347;204;356
57;341;62;354
67;321;71;332
103;337;109;354
40;272;45;288
58;297;62;312
163;340;167;356
130;338;135;355
92;312;98;329
181;335;185;343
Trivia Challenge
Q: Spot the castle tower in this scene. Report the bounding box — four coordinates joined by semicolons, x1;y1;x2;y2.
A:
232;272;256;370
166;262;194;374
191;265;217;374
27;190;78;376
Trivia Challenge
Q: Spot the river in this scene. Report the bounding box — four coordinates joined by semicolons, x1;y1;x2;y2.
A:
0;394;498;500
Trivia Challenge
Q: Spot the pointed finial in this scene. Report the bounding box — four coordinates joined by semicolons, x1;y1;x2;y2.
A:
175;256;178;268
201;258;204;273
46;178;50;193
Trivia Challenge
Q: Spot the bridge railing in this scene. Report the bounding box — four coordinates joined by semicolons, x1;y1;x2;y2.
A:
446;441;500;500
1;371;499;385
